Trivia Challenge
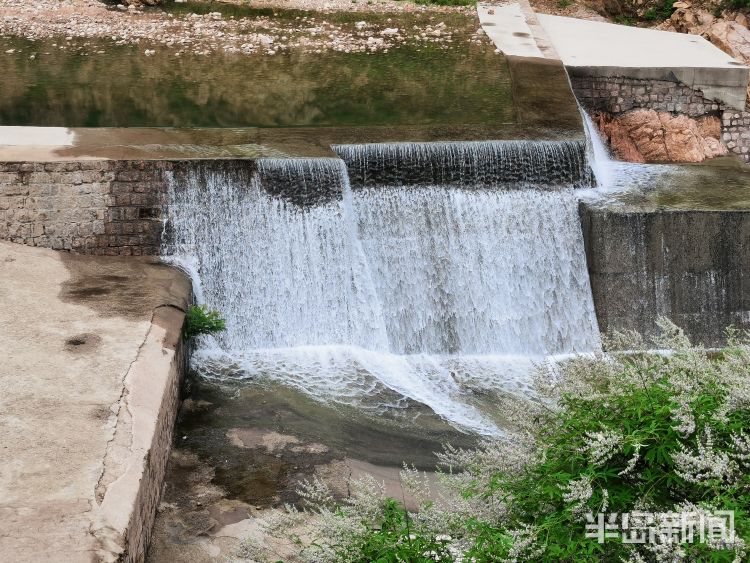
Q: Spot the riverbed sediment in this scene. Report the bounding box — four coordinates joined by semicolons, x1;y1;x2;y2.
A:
0;0;485;56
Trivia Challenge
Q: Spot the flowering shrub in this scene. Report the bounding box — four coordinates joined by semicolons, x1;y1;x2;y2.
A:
263;319;750;562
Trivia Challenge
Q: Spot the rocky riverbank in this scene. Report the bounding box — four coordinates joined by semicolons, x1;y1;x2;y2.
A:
0;0;486;56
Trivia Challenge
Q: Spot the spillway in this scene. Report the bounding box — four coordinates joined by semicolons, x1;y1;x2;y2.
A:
163;140;600;434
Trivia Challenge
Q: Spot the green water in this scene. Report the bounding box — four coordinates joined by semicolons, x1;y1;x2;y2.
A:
0;33;513;128
593;158;750;211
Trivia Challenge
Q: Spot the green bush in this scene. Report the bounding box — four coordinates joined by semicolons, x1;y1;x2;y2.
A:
183;304;226;339
270;320;750;562
642;0;675;21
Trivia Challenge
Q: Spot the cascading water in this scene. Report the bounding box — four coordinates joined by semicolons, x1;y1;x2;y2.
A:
164;141;601;435
581;110;615;189
354;187;599;355
335;139;593;189
579;107;670;203
164;159;388;351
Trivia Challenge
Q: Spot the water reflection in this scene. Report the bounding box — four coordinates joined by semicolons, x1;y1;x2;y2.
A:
0;36;513;128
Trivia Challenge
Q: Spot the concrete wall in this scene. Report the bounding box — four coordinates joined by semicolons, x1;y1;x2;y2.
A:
119;306;189;563
570;71;750;163
580;202;750;346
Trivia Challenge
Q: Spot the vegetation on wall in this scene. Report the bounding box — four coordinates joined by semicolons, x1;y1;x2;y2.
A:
183;304;226;339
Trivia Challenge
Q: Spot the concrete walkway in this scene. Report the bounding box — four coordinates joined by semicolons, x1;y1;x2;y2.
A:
538;14;749;110
479;3;749;110
0;242;190;562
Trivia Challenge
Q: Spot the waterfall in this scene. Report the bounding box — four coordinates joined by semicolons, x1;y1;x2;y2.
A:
164;159;389;351
581;110;614;189
354;187;599;355
164;144;601;435
334;140;593;190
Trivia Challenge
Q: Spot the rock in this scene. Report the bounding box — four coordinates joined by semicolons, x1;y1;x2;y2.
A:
705;20;750;60
666;8;750;103
595;109;728;163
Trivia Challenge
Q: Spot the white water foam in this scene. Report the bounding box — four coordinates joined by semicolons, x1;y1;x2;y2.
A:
164;154;601;435
355;187;600;355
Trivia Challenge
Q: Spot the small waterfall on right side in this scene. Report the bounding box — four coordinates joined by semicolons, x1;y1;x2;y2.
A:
581;110;614;189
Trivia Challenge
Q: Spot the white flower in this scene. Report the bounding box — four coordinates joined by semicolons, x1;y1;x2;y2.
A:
579;429;623;466
674;429;737;484
619;442;643;477
561;475;593;520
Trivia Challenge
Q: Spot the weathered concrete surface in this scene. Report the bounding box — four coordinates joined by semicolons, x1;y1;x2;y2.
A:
580;204;750;345
476;2;588;137
477;1;560;60
537;14;749;110
477;3;545;58
0;241;191;562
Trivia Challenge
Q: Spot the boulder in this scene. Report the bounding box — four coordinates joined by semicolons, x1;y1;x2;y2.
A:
594;109;728;163
666;8;750;60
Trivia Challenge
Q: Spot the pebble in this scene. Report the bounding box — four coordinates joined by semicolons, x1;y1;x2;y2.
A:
0;0;485;56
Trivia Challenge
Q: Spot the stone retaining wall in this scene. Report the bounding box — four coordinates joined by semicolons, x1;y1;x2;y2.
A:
0;161;168;254
0;160;261;255
570;72;750;163
570;74;722;117
722;110;750;159
120;306;189;563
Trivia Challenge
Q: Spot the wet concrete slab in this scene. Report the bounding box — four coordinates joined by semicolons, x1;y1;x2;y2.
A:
0;118;586;163
0;242;191;562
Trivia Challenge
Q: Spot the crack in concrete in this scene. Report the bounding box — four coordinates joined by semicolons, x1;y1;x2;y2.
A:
94;309;158;506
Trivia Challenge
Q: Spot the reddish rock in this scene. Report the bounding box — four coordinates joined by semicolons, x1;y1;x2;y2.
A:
594;109;728;163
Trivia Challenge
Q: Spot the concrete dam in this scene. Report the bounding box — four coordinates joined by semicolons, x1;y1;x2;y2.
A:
1;1;750;561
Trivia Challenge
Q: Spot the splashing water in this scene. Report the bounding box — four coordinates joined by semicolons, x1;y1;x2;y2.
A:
164;146;601;435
